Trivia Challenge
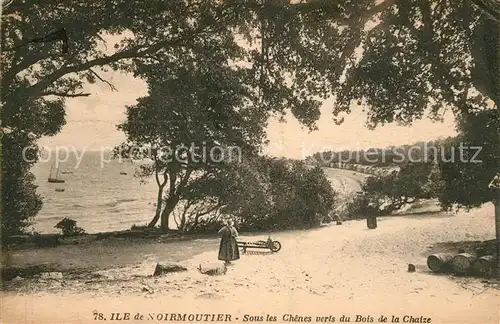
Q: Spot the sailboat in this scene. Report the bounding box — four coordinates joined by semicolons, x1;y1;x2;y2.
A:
48;164;65;183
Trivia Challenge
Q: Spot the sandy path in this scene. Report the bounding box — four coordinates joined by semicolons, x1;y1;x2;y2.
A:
2;204;499;323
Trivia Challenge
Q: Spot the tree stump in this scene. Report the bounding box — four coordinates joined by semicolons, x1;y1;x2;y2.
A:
427;253;454;273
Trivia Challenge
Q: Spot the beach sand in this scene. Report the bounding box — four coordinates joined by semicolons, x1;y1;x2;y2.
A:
2;203;499;324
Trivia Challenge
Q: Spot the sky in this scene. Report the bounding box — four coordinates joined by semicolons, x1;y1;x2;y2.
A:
38;70;458;160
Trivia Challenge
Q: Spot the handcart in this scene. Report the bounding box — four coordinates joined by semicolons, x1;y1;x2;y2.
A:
237;236;282;254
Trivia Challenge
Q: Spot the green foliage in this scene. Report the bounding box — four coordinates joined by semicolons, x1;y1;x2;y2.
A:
344;193;380;220
437;109;500;209
2;0;347;237
471;13;500;105
171;157;337;233
1;134;43;241
235;158;337;231
3;0;498;237
130;224;150;231
311;140;450;167
346;162;440;217
115;43;267;230
335;0;497;127
336;109;500;212
183;218;226;234
345;194;370;220
54;218;86;236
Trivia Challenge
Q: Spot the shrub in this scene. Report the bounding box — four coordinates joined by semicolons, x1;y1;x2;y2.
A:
54;218;86;236
239;160;337;230
184;217;225;234
130;224;150;231
344;194;374;220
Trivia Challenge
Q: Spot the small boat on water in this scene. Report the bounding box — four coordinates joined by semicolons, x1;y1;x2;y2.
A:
48;164;65;183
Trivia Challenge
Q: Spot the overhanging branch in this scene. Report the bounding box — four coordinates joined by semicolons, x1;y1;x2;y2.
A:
361;0;399;22
90;68;117;91
18;22;216;101
470;0;500;23
41;91;91;97
288;0;399;25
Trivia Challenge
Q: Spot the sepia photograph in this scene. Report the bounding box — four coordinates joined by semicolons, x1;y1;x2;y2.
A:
1;0;499;323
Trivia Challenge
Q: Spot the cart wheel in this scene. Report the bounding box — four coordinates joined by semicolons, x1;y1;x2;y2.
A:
270;241;281;252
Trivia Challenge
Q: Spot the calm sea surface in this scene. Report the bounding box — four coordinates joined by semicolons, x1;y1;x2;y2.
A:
32;151;160;234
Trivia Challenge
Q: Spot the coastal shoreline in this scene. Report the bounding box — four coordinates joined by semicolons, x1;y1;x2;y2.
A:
1;205;499;324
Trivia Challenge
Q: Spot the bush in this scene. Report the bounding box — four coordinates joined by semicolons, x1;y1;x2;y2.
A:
183;217;225;234
176;158;338;233
238;159;337;231
54;218;86;236
344;194;375;220
130;224;151;231
347;163;440;217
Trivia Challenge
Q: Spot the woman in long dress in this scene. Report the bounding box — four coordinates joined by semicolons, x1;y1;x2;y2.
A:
218;220;240;265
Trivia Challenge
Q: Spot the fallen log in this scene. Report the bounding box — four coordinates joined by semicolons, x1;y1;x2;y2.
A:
452;253;477;274
427;253;454;273
472;255;496;277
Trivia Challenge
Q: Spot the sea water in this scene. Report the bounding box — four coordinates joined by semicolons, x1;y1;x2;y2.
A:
31;150;160;234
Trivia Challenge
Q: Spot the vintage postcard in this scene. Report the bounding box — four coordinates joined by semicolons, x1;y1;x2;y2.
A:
1;0;499;323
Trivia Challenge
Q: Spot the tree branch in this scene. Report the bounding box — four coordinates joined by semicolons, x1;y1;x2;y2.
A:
288;0;399;25
176;169;193;195
470;0;500;23
195;200;223;218
2;14;27;93
361;0;399;22
41;91;91;97
153;152;162;187
90;68;117;91
17;22;215;102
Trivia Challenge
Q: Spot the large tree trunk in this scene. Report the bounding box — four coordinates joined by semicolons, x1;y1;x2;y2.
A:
177;201;191;233
494;196;500;278
180;208;187;232
148;183;166;228
160;194;180;232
